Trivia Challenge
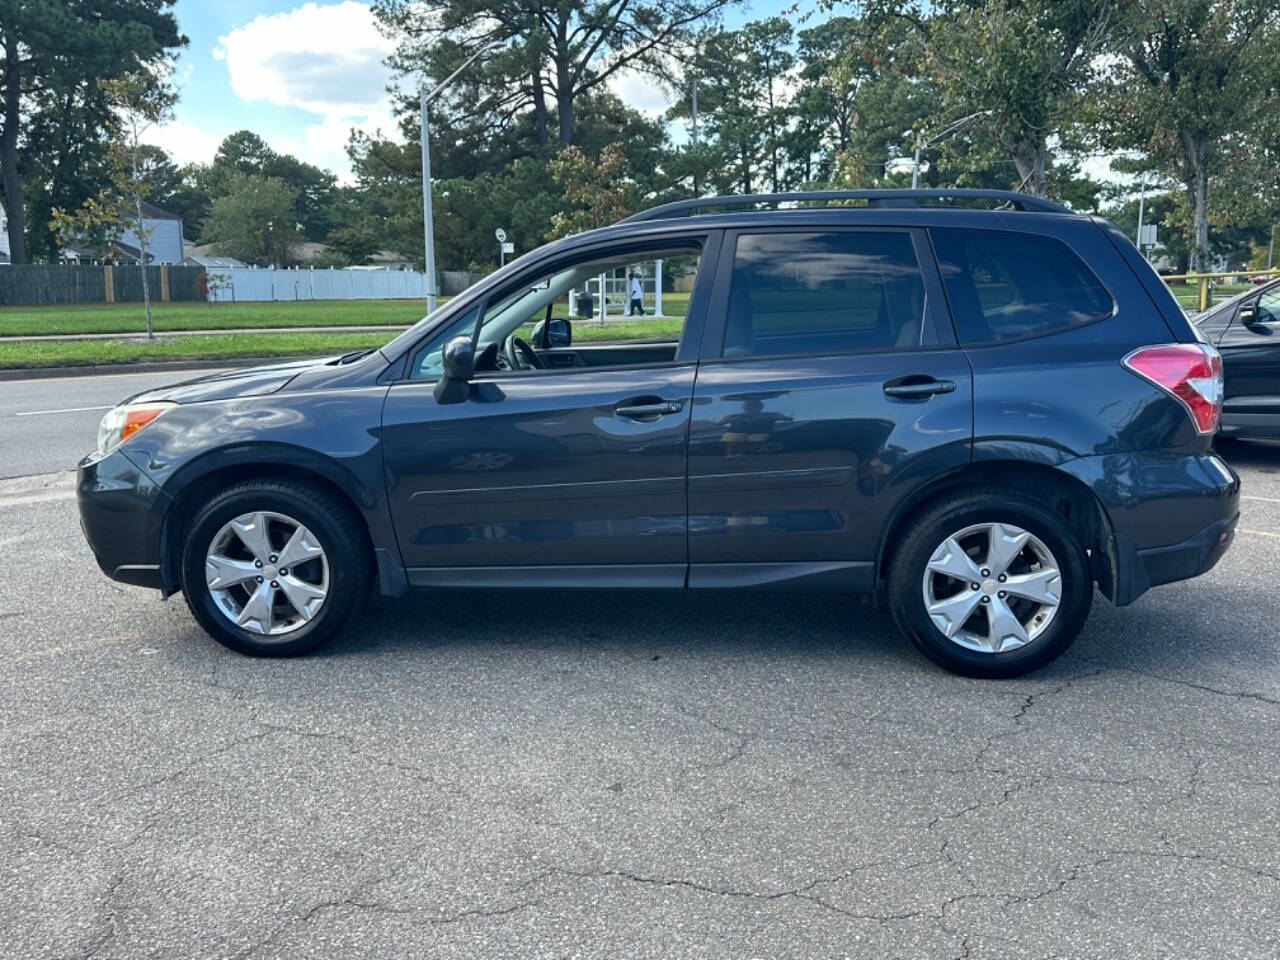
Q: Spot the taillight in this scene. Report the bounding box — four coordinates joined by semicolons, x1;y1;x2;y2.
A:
1122;343;1223;434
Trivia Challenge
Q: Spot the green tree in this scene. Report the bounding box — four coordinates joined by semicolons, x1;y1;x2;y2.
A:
0;0;184;263
547;142;628;238
196;131;338;241
373;0;734;147
863;0;1120;196
201;173;302;267
1094;0;1280;270
51;74;177;337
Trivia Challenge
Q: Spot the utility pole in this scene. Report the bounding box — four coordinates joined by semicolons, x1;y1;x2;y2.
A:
689;44;700;196
1269;222;1275;271
1135;177;1147;252
421;45;490;314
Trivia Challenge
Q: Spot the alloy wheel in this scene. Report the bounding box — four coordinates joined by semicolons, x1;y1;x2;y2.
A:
921;522;1062;654
204;511;329;637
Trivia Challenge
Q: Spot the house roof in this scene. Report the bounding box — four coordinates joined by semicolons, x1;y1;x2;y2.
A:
182;255;246;268
138;200;181;221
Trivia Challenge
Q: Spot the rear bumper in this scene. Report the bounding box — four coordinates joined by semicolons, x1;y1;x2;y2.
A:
1110;512;1238;606
77;448;172;592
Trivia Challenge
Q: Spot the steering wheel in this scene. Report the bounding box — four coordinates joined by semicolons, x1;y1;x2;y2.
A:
506;335;544;370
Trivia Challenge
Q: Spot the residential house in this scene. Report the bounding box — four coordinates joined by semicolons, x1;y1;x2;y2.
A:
61;200;185;265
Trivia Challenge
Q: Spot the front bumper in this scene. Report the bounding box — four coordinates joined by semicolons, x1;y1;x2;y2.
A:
77;448;173;592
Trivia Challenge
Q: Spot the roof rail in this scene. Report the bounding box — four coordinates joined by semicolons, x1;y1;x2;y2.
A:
621;189;1073;223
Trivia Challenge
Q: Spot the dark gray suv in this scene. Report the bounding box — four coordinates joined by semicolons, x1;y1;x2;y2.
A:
78;189;1239;677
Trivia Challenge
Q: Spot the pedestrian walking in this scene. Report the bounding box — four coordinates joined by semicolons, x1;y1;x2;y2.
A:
628;271;645;315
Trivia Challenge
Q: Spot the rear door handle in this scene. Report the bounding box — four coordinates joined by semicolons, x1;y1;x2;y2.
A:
883;376;956;398
615;397;685;418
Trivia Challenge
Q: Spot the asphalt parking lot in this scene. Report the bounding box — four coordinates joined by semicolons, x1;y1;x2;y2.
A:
2;398;1279;957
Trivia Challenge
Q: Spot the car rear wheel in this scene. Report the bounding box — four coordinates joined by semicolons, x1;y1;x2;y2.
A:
887;489;1092;678
181;479;371;656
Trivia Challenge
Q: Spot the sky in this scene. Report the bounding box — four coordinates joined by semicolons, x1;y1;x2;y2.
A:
150;0;809;180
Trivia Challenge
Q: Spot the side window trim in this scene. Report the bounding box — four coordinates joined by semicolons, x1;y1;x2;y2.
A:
928;225;1117;347
396;230;721;382
701;225;955;363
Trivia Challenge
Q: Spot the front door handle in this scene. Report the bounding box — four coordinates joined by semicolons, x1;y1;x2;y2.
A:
615;397;685;419
883;376;956;399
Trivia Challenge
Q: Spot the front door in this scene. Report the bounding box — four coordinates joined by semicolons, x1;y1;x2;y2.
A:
1218;286;1280;425
381;236;718;584
686;227;973;588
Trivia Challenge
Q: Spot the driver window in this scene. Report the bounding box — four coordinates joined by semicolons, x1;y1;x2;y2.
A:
475;244;702;375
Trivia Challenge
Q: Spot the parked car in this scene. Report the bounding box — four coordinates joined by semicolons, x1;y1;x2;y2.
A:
78;188;1239;678
1193;278;1280;439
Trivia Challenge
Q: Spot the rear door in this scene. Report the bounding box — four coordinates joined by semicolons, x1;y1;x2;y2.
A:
685;227;973;589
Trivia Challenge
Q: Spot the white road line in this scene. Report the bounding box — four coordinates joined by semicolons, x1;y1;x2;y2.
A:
13;404;112;417
1242;495;1280;504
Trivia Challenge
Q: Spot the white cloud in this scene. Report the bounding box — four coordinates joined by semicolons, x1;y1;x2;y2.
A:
142;119;228;166
212;0;400;177
607;68;674;118
215;1;394;115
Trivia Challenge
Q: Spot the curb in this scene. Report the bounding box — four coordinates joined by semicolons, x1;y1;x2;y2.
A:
0;356;315;382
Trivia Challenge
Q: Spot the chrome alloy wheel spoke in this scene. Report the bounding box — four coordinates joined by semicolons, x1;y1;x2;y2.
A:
205;511;329;639
921;521;1061;655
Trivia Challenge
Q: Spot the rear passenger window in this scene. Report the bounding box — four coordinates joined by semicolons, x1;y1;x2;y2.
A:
931;227;1113;345
722;231;934;358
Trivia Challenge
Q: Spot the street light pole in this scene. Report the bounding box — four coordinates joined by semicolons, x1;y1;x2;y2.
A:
420;86;438;313
420;45;491;314
1135;177;1147;254
909;110;991;190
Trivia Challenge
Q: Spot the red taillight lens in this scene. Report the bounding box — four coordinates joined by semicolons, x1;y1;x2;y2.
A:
1123;343;1223;434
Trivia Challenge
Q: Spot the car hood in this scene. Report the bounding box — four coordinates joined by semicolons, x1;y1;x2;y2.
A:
126;356;340;405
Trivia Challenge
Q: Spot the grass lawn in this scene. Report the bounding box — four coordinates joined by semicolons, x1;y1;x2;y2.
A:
0;316;689;369
1168;283;1252;310
0;299;433;337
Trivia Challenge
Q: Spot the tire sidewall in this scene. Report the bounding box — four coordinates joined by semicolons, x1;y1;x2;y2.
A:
891;496;1091;678
182;487;358;656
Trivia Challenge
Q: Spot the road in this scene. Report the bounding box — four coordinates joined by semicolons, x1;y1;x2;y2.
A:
1;369;1279;956
0;368;228;478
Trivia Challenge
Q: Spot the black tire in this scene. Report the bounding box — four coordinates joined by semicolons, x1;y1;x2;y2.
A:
180;478;372;656
886;488;1092;679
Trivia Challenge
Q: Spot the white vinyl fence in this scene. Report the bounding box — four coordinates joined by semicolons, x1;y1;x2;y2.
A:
206;266;429;303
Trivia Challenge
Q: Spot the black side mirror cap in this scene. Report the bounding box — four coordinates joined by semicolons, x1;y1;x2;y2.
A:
433;335;475;404
1239;301;1259;325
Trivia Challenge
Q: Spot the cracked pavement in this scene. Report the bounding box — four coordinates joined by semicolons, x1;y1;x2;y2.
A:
2;438;1279;959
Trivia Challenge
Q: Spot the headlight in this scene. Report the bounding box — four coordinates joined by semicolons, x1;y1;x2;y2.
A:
96;402;176;456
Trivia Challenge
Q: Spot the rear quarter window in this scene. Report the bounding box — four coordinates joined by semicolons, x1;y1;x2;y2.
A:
931;227;1114;345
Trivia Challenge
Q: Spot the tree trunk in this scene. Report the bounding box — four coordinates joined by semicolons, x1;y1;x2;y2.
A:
531;70;549;147
1;36;26;264
554;20;574;145
556;84;574;144
1013;146;1047;197
132;130;154;339
1187;162;1210;273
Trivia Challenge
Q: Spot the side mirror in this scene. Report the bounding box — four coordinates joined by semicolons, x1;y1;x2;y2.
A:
1239;300;1260;326
547;317;572;347
433;335;475;404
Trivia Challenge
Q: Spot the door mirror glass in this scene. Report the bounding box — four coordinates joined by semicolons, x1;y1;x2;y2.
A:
547;317;572;347
1239;300;1260;325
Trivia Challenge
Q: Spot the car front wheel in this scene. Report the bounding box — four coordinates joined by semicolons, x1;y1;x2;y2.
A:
887;489;1092;678
181;479;371;656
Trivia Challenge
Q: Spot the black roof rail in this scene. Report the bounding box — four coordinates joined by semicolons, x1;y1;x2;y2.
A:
621;188;1073;223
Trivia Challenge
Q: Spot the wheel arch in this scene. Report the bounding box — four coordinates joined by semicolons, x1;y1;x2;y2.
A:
158;445;379;596
875;459;1117;601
